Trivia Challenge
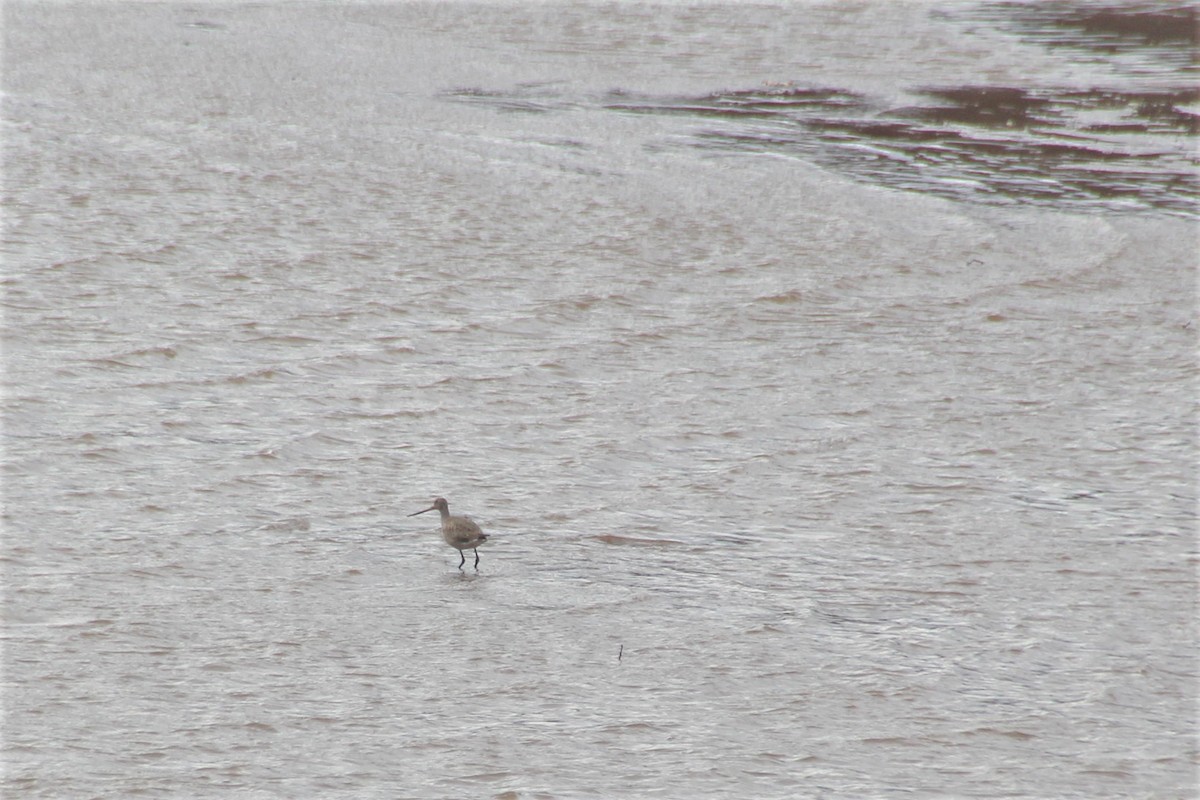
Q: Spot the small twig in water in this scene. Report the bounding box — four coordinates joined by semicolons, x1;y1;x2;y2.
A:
618;644;623;663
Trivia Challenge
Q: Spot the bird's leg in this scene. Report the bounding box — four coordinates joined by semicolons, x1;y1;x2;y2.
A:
473;548;480;569
457;550;465;569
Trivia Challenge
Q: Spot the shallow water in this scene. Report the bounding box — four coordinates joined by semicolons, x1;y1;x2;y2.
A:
3;2;1197;798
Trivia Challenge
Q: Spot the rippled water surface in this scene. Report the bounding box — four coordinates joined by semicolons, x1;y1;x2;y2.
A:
4;2;1197;798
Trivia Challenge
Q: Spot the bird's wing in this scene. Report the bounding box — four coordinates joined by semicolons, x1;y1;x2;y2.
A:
448;518;483;542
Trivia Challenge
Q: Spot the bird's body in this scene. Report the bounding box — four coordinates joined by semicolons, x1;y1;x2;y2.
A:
408;497;488;569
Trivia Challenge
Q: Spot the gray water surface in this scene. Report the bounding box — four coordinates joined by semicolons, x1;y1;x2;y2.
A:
4;2;1197;798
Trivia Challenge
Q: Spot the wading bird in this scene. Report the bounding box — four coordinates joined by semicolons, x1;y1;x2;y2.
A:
408;497;488;569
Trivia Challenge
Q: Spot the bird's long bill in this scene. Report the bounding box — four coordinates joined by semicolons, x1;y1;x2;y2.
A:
407;505;436;517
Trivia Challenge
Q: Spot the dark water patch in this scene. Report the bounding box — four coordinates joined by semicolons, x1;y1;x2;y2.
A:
955;1;1198;72
894;86;1060;129
606;84;1198;216
442;2;1197;216
451;80;1195;214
